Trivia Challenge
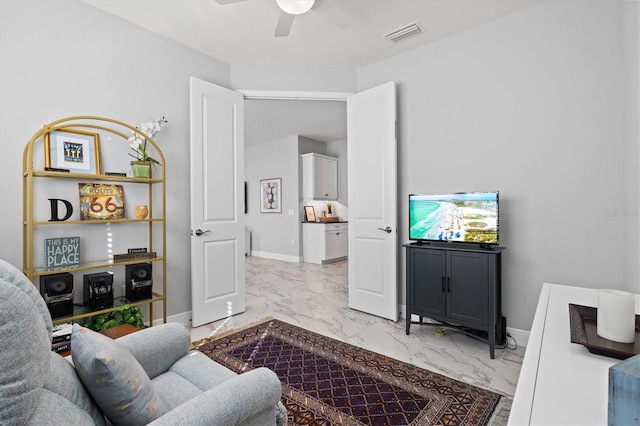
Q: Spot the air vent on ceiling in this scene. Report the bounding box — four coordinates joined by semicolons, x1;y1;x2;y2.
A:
383;21;424;44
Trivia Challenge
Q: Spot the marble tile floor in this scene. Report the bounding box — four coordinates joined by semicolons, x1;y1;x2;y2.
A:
190;256;525;424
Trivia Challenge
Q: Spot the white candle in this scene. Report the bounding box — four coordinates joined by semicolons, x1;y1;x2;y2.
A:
597;289;636;344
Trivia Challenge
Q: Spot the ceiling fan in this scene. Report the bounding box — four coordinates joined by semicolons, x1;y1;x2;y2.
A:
215;0;351;38
274;0;314;37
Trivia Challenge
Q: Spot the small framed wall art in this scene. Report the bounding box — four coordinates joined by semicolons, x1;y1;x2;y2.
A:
260;178;281;213
45;129;101;175
304;206;316;222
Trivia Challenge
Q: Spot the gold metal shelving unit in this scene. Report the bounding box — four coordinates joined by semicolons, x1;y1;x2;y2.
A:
22;116;167;326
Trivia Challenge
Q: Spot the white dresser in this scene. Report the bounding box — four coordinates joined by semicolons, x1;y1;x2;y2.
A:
509;283;640;425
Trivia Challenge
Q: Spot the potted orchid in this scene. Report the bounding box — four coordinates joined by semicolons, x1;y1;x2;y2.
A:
128;116;167;177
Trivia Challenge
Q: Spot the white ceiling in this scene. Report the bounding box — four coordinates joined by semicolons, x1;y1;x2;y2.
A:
82;0;539;145
82;0;539;69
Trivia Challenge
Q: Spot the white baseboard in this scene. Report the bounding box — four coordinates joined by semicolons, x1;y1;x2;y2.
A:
505;326;529;348
151;310;192;328
251;251;303;263
399;304;530;348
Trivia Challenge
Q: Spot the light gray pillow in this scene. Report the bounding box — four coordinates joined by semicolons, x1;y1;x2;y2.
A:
71;324;165;425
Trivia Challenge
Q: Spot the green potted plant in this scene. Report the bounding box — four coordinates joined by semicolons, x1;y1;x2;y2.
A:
79;305;147;332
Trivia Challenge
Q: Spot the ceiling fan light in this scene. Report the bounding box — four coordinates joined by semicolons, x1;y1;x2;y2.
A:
276;0;314;15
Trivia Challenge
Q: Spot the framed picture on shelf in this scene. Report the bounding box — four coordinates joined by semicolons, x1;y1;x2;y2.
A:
45;129;101;175
260;178;281;213
304;206;316;222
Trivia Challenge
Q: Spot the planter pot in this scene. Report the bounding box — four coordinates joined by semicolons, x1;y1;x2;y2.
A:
131;161;151;178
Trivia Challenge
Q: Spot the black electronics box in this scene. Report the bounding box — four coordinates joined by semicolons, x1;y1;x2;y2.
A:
125;263;153;302
40;273;74;319
83;272;114;309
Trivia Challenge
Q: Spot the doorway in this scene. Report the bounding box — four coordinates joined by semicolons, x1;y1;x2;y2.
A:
241;84;399;321
242;92;348;261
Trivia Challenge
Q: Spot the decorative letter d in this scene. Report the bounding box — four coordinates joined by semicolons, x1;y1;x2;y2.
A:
48;198;73;221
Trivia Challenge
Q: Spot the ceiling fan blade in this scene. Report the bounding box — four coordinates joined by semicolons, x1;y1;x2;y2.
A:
274;11;295;37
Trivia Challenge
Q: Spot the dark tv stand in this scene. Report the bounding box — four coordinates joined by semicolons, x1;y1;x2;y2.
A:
403;243;506;359
415;240;495;251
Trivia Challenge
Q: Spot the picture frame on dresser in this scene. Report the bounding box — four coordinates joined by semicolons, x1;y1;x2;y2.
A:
45;129;101;175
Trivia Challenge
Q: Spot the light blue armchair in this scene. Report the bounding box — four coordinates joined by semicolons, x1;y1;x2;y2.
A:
0;259;287;425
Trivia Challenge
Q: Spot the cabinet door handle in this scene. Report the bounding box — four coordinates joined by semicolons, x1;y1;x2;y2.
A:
447;277;451;293
441;276;445;292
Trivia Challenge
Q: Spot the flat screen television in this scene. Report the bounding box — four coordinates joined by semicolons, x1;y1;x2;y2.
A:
409;192;499;246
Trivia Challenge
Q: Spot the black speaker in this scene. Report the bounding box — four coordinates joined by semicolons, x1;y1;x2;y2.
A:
83;272;114;309
40;273;73;319
126;263;153;302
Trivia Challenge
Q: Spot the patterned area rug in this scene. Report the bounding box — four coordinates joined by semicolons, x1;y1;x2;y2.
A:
193;318;501;425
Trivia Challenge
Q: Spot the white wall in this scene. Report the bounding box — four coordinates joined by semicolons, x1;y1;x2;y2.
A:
622;1;640;294
0;0;231;321
357;0;638;330
230;64;355;93
245;136;303;261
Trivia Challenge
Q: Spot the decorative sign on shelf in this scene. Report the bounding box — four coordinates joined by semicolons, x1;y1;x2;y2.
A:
44;167;70;173
113;252;156;263
128;248;148;254
78;183;125;220
43;237;80;269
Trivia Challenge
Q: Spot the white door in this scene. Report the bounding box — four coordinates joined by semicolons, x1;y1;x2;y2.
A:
189;77;245;327
347;82;397;321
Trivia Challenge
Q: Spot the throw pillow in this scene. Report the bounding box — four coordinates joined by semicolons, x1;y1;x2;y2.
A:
71;324;165;425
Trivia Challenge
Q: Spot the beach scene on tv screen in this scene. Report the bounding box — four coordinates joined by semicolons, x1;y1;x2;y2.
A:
410;193;498;244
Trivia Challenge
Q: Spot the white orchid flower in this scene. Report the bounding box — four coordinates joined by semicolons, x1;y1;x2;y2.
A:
129;139;141;150
128;116;166;165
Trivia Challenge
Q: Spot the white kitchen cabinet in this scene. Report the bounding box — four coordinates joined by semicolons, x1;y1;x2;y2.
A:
301;153;338;200
302;222;348;264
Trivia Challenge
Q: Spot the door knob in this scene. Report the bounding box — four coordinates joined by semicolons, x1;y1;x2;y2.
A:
377;226;392;234
194;229;211;236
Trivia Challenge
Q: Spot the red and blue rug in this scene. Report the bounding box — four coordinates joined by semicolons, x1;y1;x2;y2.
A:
194;318;501;425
